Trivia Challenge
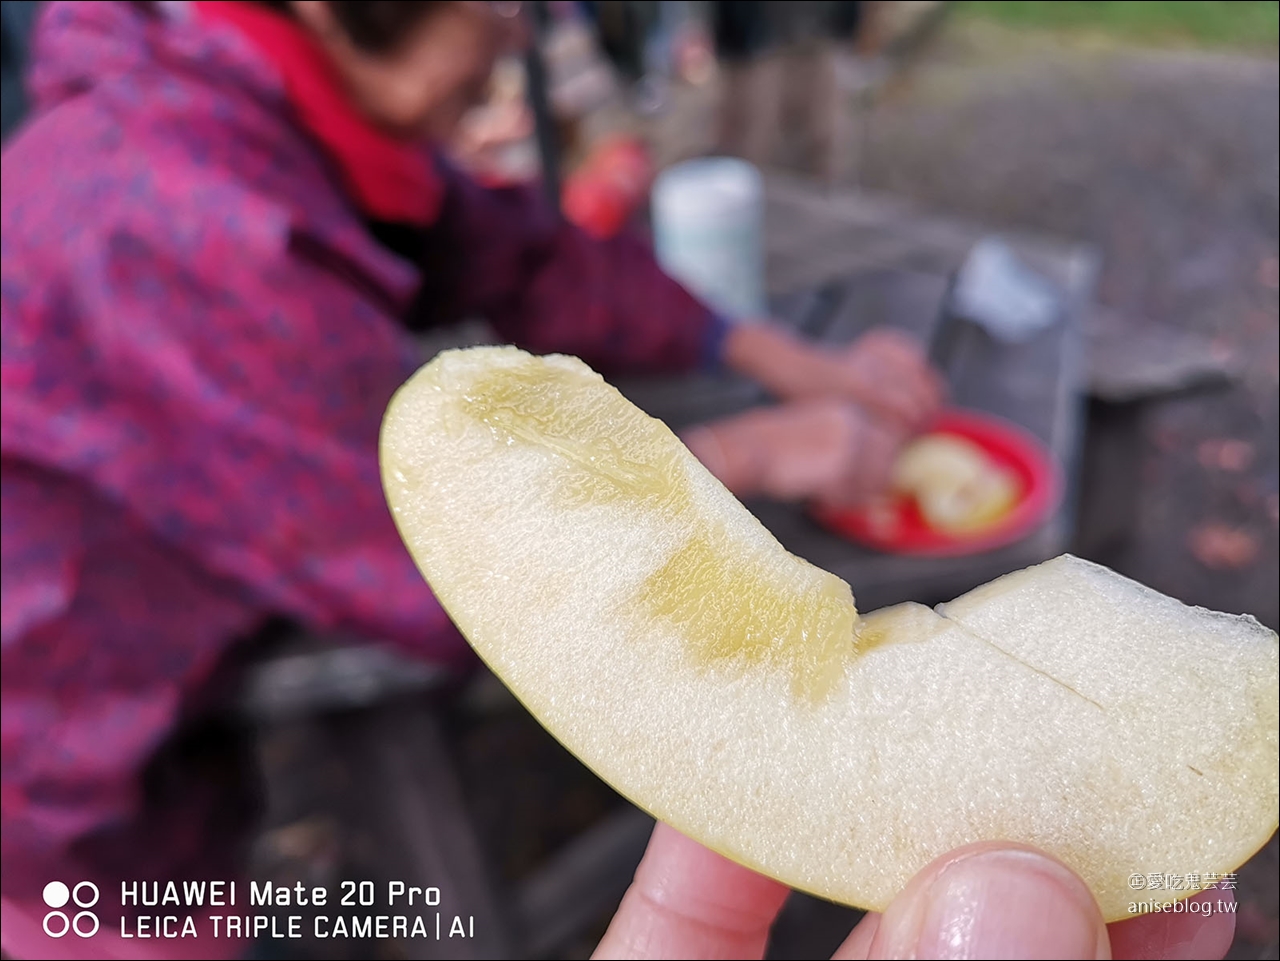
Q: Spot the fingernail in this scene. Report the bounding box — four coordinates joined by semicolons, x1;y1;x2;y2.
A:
876;848;1108;960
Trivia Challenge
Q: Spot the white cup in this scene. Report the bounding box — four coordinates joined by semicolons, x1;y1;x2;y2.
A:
651;157;765;321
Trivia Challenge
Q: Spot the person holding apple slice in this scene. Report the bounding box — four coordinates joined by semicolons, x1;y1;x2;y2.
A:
596;825;1236;960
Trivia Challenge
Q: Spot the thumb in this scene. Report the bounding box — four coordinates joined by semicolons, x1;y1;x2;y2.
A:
840;842;1111;960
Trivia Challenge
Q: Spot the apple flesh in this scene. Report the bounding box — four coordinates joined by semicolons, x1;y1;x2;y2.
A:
892;433;1020;532
380;346;1278;921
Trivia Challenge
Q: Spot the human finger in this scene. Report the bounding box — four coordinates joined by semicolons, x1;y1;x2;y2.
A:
861;330;947;415
846;360;940;431
854;842;1111;960
593;822;790;960
879;356;946;429
1105;886;1235;960
831;911;881;960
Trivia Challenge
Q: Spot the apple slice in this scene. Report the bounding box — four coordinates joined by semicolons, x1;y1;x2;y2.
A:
380;346;1278;921
892;433;1020;533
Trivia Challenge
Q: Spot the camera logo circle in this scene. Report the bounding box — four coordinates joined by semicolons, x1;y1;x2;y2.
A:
42;880;100;937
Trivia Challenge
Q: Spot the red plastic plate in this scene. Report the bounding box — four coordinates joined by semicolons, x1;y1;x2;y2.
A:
812;409;1063;557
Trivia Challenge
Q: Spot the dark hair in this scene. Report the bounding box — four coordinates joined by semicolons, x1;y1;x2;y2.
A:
256;1;445;53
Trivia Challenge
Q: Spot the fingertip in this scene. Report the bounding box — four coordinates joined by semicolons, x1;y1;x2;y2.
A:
593;822;789;960
637;823;791;920
833;912;881;960
867;842;1110;960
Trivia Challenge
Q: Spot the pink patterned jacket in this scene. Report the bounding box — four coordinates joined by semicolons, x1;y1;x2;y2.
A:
1;0;722;902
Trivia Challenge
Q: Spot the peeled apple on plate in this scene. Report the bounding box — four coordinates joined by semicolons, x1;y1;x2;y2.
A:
380;346;1278;922
892;433;1020;533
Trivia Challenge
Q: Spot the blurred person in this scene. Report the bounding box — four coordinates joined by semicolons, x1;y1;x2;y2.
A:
594;825;1236;960
0;0;939;951
715;0;865;181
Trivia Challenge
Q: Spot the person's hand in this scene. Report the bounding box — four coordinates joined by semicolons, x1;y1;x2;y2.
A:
829;328;946;430
594;823;1237;960
682;400;907;507
724;324;945;432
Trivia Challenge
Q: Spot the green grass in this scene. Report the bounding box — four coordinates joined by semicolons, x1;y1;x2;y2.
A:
955;1;1279;51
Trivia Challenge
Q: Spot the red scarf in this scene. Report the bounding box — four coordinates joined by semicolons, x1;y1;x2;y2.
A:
196;1;442;225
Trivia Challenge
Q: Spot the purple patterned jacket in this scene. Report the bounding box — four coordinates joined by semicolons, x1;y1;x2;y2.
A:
1;1;723;898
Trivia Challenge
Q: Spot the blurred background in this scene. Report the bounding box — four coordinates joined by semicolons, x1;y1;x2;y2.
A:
2;1;1277;959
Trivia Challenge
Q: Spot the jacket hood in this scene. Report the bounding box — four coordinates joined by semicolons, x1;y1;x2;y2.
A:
26;2;166;113
25;2;287;119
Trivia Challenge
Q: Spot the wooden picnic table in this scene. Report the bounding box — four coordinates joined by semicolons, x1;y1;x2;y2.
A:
617;175;1100;611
